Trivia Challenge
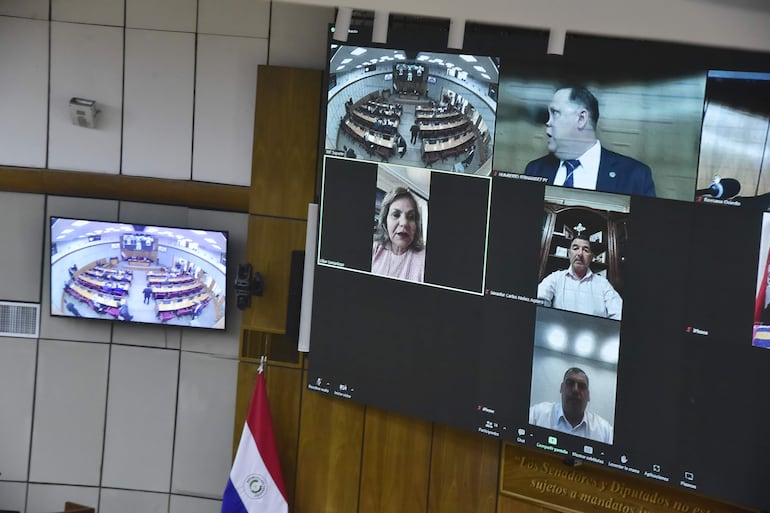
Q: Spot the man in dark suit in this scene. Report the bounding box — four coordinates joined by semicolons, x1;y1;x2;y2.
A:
524;86;655;197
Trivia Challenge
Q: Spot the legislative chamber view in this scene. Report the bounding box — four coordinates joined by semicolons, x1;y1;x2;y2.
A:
50;217;228;330
325;44;500;175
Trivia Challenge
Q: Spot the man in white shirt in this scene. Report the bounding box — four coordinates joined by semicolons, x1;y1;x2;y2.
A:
538;235;622;319
524;86;655;197
529;367;613;444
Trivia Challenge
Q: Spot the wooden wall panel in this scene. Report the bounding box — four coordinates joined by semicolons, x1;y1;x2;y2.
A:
697;104;769;193
499;443;758;513
0;166;249;211
241;215;307;331
427;424;500;513
761;136;770;194
250;66;321;219
748;115;770;195
359;408;433;513
265;364;303;509
233;361;259;456
497;494;555;513
294;370;366;513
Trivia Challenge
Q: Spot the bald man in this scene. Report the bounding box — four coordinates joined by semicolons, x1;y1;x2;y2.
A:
525;86;655;197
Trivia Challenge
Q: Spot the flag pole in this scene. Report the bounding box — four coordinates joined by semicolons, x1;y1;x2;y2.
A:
221;353;288;512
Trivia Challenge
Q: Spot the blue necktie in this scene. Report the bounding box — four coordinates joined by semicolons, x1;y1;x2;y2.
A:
563;159;580;188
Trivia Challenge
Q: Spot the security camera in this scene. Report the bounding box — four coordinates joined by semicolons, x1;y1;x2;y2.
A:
235;263;265;310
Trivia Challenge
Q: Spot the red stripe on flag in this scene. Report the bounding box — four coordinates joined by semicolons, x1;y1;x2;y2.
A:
245;371;288;501
756;245;770;323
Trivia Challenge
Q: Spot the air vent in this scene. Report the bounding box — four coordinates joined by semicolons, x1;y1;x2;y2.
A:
0;301;40;338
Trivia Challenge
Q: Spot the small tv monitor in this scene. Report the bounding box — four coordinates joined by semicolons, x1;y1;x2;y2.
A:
50;217;228;330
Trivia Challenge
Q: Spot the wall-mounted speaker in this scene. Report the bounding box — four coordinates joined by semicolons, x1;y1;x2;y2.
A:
285;250;305;342
69;97;98;128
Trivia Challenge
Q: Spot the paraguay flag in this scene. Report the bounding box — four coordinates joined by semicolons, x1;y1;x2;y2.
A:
221;363;288;513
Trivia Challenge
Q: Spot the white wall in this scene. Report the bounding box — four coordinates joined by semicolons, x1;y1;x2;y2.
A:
0;17;49;168
0;0;334;185
281;0;770;53
0;0;333;510
0;194;248;513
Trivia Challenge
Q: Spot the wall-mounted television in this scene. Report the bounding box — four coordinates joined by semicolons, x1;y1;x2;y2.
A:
308;28;770;511
50;217;228;330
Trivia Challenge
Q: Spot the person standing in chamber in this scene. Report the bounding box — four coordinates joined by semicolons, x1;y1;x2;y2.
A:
143;284;153;304
409;122;420;144
537;235;622;320
524;86;655;197
371;187;426;283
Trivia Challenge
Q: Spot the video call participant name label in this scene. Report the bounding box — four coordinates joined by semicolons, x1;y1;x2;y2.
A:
488;290;545;305
494;171;549;182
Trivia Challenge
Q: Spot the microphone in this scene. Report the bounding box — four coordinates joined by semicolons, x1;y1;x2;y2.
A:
695;178;741;199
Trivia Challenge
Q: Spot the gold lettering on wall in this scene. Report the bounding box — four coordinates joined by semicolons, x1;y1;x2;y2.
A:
501;444;756;513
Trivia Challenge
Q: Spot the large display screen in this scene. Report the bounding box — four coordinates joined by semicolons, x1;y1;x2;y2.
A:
50;217;228;330
308;31;770;511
